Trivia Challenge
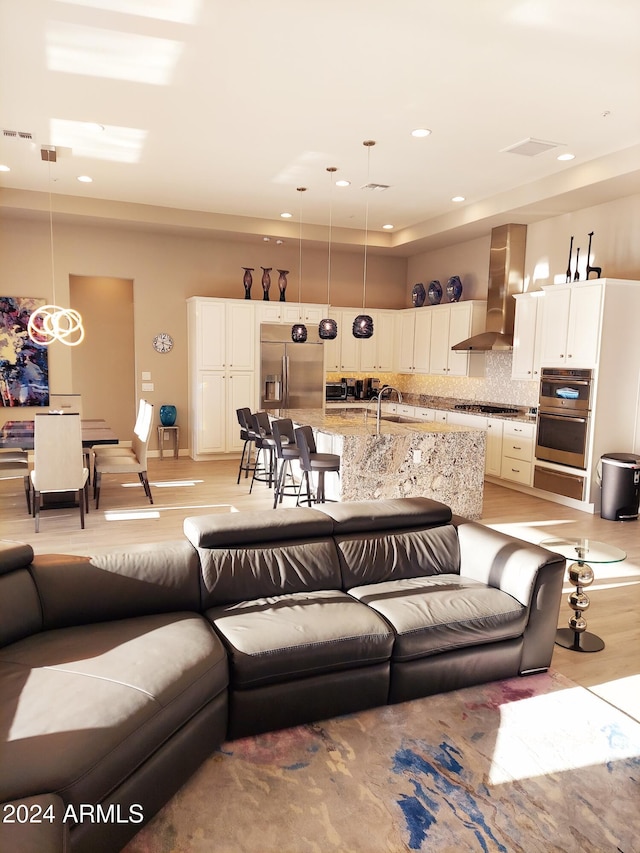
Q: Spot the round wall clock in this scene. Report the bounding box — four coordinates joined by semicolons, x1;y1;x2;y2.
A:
152;332;174;353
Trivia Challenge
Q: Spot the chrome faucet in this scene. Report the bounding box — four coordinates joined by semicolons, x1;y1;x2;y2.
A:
375;386;403;435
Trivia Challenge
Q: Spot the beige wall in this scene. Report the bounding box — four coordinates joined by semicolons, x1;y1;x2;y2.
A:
407;193;640;299
0;217;407;445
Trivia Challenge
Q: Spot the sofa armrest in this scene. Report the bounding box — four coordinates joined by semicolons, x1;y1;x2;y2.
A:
456;521;566;674
0;794;68;853
456;521;564;607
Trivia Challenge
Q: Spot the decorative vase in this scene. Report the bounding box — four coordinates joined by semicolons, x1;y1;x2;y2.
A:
446;275;463;302
411;282;426;307
242;268;254;299
277;269;289;302
427;280;442;305
261;267;272;301
159;405;177;426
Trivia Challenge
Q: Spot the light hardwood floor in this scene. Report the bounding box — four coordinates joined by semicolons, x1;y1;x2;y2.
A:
3;457;639;721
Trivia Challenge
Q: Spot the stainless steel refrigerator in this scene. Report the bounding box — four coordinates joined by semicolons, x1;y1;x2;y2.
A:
260;323;324;411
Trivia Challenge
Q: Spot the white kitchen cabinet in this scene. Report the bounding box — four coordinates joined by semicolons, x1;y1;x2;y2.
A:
446;411;487;430
396;309;431;373
334;309;361;372
360;310;396;372
281;303;327;324
193;298;255;371
485;418;504;477
539;283;602;367
428;301;486;377
500;421;535;485
512;292;544;380
188;297;256;458
413;407;435;422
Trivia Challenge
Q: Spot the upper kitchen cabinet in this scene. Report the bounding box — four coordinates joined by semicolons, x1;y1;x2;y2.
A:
429;301;487;377
511;291;544;380
396;308;432;374
359;310;396;372
539;282;602;367
189;298;255;371
325;308;361;372
255;301;327;326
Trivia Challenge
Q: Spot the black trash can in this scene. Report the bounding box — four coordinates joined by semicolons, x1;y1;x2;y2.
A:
599;453;640;520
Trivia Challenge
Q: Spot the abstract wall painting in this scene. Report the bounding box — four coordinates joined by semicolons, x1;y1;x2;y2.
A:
0;296;50;406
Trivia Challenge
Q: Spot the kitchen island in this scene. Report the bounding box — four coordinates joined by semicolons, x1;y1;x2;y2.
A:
279;408;486;519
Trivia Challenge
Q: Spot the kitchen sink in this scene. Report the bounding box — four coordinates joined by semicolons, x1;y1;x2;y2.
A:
380;415;422;424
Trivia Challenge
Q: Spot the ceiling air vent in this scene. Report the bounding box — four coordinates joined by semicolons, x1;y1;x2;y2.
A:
3;129;34;140
361;183;390;191
500;137;563;157
41;145;57;162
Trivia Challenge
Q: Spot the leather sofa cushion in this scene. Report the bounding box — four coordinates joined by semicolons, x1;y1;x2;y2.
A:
336;524;460;588
0;540;34;574
184;506;333;547
198;539;343;607
0;613;228;808
315;497;452;533
0;568;42;648
349;575;527;661
28;541;201;629
207;590;394;689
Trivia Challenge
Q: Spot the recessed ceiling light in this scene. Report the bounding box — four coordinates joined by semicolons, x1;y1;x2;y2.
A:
0;164;10;172
557;153;575;161
411;128;431;138
382;223;394;230
336;179;350;187
451;195;465;203
77;175;93;182
276;239;284;245
280;212;292;218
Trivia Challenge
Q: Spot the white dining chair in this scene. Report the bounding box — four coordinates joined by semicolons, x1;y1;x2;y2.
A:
30;413;89;532
94;403;154;509
0;450;31;513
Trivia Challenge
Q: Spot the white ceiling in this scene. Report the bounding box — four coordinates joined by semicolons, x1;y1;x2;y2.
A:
1;0;639;254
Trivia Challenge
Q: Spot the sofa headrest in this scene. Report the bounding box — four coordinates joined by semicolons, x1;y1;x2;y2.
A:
314;498;452;534
0;540;34;575
184;507;334;548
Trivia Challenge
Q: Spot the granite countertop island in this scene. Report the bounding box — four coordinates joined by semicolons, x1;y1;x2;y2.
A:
278;408;486;519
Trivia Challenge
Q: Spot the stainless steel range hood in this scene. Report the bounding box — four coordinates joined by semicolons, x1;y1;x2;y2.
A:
452;223;527;351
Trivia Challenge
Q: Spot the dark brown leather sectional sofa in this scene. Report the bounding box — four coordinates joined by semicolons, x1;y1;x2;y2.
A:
0;498;565;852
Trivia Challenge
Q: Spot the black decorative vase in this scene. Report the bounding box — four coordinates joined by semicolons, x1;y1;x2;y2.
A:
242;268;254;299
261;267;272;301
412;283;426;307
428;280;443;305
446;275;463;302
277;269;289;302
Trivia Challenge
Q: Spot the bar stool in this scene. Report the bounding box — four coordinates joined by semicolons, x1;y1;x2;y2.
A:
249;411;277;493
294;425;340;505
271;418;300;508
236;408;256;483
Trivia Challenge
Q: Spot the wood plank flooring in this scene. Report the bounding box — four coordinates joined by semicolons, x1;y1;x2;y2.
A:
2;457;638;721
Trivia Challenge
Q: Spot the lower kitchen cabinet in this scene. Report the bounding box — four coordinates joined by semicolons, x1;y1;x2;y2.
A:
485;418;504;477
500;421;535;485
191;370;254;459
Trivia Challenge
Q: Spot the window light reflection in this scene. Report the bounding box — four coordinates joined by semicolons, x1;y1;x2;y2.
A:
57;0;202;25
46;22;184;85
51;119;147;164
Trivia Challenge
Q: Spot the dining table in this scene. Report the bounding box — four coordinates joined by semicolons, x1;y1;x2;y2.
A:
0;418;119;450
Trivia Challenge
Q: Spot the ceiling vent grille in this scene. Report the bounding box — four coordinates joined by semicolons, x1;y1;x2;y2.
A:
500;137;563;157
41;145;57;162
3;129;34;140
361;183;390;191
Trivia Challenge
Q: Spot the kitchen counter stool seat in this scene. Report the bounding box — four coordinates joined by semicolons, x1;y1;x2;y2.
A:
294;425;340;505
236;408;257;483
271;418;300;508
249;411;277;493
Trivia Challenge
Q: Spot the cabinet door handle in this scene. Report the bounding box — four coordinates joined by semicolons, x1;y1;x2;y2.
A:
567;354;572;358
513;445;521;451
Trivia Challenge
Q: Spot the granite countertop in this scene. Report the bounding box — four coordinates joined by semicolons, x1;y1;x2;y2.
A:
326;396;537;425
278;408;484;437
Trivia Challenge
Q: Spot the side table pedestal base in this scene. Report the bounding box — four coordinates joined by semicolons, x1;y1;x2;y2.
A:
555;628;605;653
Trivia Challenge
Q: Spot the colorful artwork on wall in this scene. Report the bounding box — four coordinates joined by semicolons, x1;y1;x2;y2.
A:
0;296;50;406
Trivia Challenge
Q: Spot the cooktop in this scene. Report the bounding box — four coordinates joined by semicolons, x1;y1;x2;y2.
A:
454;403;520;415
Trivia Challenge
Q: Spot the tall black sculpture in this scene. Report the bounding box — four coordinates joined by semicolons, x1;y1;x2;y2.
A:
565;236;573;283
585;232;602;280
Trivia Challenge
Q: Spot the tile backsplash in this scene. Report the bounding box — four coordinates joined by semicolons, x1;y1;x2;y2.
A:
327;352;539;407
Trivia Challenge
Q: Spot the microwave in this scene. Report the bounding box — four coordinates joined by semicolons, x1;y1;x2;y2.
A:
325;381;347;401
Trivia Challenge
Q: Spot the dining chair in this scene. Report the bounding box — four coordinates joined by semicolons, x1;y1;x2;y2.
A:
93;403;154;509
92;398;148;474
0;450;31;513
30;413;89;532
294;425;340;505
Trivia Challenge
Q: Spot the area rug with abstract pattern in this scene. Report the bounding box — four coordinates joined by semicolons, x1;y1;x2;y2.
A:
124;670;640;853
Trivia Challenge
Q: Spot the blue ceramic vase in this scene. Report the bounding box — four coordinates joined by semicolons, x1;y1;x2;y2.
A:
159;405;177;426
428;280;443;305
446;275;463;302
411;283;426;307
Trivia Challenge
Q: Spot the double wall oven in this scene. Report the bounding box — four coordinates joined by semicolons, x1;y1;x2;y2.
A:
534;368;593;500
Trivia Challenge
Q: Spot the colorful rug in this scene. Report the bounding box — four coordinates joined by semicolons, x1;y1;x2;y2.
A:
124;670;640;853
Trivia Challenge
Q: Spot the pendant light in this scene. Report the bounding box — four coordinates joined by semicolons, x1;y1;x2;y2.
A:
318;166;338;340
28;151;85;347
291;186;308;343
353;140;375;339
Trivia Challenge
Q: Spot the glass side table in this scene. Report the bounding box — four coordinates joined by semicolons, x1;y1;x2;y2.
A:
541;537;626;653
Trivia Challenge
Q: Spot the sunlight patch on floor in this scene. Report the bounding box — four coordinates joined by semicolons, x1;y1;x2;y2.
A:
588;674;640;725
489;685;640;785
486;518;574;544
103;503;237;522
